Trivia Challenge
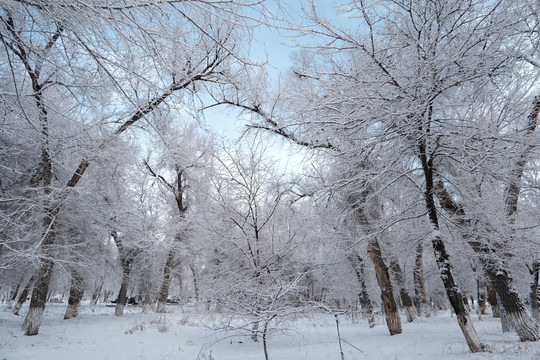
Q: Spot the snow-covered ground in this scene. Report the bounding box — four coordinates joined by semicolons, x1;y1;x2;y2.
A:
1;303;540;360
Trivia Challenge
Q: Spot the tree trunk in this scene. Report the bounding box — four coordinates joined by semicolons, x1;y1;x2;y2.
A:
529;261;540;321
6;282;21;310
477;279;486;316
431;232;486;352
413;240;430;317
13;273;37;316
367;238;402;335
189;263;200;303
486;283;500;318
115;259;132;317
64;271;85;319
389;258;415;322
420;142;486;352
157;250;175;313
23;259;54;335
90;281;103;312
435;179;539;341
347;254;375;327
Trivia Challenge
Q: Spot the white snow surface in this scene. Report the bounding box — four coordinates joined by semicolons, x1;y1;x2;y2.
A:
1;303;540;360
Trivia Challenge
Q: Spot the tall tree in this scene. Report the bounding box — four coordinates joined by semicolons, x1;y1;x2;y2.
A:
0;0;268;335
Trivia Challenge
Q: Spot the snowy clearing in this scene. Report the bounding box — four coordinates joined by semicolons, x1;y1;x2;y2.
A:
1;303;540;360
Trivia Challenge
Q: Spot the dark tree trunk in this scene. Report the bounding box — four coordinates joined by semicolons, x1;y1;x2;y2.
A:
157;250;175;313
64;270;85;319
115;259;132;317
486;283;500;318
347;254;375;327
367;239;402;335
477;279;487;316
389;258;415;322
529;261;540;321
23;259;54;335
12;273;37;316
420;137;486;352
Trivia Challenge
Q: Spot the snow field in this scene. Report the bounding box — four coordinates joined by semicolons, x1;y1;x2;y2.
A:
1;304;540;360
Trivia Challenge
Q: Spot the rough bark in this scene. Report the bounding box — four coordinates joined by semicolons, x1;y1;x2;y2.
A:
367;239;402;335
64;271;85;319
389;258;415;322
347;254;375;327
157;250;175;313
23;259;54;335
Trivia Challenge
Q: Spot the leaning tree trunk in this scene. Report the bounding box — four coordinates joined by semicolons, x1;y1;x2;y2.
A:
347;254;376;327
389;258;415;322
64;270;85;319
367;238;402;335
13;273;37;316
413;240;430;317
484;266;538;341
157;250;175;313
435;179;539;341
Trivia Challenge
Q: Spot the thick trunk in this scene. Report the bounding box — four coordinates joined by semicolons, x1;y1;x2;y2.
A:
367;239;402;335
413;240;430;317
115;260;131;317
64;271;85;319
389;258;415;322
23;260;54;335
487;270;538;341
347;254;375;327
157;250;175;313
